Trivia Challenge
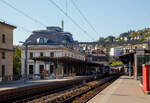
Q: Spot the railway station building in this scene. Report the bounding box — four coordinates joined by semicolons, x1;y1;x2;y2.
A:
21;27;102;79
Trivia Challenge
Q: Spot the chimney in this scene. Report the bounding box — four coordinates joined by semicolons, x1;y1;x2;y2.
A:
62;20;64;31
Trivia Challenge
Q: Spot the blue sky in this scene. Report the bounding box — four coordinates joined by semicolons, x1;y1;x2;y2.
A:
0;0;150;44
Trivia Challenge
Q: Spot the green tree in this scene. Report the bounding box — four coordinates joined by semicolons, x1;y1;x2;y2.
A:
13;46;21;75
98;37;105;43
109;58;115;64
107;36;115;43
111;61;123;66
100;44;104;49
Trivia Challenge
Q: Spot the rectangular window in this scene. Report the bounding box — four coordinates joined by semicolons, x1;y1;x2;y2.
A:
2;65;5;77
50;65;54;74
29;65;33;74
2;52;5;59
2;34;6;43
40;52;43;57
50;52;54;57
30;52;33;59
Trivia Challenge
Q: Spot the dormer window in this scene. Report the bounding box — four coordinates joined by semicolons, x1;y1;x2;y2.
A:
39;38;44;44
62;40;67;43
37;38;48;44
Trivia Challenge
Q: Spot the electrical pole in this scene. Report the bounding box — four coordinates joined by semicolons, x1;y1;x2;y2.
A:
24;43;28;82
19;41;29;82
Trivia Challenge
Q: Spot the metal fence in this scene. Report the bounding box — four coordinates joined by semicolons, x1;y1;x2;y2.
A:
0;73;64;83
0;75;22;82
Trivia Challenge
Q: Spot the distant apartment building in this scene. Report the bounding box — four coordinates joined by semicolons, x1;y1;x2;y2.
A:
109;47;124;57
109;44;148;57
78;43;109;65
0;21;16;81
85;49;109;64
85;49;109;73
78;42;101;54
91;49;109;65
21;27;85;77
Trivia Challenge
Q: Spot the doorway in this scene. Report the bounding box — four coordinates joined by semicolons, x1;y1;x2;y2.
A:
29;65;33;74
39;65;44;74
50;65;54;74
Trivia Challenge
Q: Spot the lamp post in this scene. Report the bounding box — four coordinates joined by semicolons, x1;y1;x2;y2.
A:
19;41;29;82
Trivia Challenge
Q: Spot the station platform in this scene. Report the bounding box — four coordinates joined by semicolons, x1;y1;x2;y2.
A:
0;78;70;92
0;76;88;92
88;75;150;103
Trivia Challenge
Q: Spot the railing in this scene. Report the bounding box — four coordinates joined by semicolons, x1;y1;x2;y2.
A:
0;75;22;82
0;72;100;83
0;74;66;83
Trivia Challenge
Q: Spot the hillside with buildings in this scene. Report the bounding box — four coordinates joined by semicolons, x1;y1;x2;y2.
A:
97;28;150;48
79;28;150;58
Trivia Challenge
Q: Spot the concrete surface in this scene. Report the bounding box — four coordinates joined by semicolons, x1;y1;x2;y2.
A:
88;76;150;103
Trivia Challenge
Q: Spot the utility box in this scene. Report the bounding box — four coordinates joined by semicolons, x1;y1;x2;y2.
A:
143;64;150;94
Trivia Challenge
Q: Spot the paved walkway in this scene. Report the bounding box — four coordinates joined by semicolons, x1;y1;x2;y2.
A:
88;75;150;103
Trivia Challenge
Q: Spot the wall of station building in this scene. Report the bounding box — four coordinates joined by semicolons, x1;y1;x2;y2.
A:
21;47;85;75
0;23;15;78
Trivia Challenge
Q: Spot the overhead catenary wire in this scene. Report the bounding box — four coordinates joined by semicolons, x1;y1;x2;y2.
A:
66;0;68;15
48;0;95;41
71;0;99;37
0;0;46;27
0;18;32;33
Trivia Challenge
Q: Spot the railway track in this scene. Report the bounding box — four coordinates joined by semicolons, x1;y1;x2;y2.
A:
71;76;117;103
20;74;120;103
0;75;104;103
0;74;120;103
63;75;119;103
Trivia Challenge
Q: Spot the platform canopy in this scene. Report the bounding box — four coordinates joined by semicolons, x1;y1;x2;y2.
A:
119;49;150;64
32;56;103;67
119;52;135;64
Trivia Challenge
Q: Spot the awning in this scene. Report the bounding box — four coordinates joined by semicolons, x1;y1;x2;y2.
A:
32;56;103;67
119;52;135;64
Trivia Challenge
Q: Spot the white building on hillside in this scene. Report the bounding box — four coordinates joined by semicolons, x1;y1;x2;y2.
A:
109;47;124;57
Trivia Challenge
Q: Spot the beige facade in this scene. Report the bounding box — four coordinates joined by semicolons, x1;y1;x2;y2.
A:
0;21;16;78
21;45;85;76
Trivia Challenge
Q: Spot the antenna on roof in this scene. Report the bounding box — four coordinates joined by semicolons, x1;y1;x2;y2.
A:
61;19;64;31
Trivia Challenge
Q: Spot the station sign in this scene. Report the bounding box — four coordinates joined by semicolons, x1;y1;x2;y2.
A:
45;62;53;65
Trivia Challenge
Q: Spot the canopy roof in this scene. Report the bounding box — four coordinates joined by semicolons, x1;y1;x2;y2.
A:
119;49;150;64
119;52;135;64
32;56;103;67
